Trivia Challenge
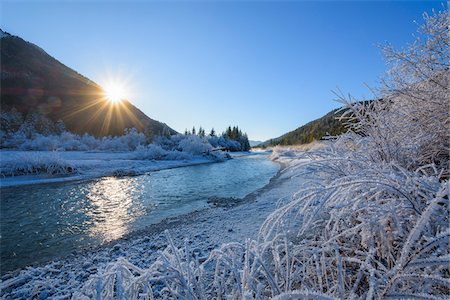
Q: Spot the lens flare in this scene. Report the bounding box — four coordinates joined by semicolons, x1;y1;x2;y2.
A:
103;81;127;103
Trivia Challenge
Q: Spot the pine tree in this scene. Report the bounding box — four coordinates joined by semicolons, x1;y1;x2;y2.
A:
239;133;251;151
198;126;205;137
232;126;239;140
220;125;252;151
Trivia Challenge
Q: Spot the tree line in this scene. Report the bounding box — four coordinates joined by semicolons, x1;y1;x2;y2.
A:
184;125;251;151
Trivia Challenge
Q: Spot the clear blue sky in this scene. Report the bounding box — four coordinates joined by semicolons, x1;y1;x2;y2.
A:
1;1;446;141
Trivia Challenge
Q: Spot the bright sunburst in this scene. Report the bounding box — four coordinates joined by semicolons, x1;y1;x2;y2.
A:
103;81;128;103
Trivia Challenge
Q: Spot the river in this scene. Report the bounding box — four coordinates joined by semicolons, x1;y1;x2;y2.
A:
0;152;279;273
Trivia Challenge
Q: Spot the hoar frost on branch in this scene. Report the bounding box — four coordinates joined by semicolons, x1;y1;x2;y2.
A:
337;9;449;178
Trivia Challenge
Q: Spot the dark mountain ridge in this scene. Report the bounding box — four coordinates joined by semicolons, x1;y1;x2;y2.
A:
260;108;346;147
0;29;176;137
260;99;379;147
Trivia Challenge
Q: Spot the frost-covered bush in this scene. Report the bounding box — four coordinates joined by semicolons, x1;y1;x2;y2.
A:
57;132;88;151
178;135;213;155
270;146;299;160
132;144;170;160
208;135;242;151
337;9;449;178
1;127;146;152
258;149;449;299
153;135;182;151
80;133;100;149
0;152;77;176
130;134;229;161
2;131;28;149
97;136;130;152
29;134;60;151
1;110;250;158
118;128;146;150
0;122;240;157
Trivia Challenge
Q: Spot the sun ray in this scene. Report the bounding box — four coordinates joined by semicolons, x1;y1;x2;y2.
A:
102;79;128;104
116;101;144;129
59;73;136;136
63;95;108;119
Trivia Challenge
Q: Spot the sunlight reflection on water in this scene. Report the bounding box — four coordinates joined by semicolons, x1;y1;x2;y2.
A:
84;178;145;242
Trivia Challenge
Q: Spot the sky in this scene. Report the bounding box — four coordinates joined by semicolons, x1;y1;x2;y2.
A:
1;0;446;141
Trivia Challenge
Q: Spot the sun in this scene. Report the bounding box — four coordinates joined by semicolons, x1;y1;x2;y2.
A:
103;81;127;103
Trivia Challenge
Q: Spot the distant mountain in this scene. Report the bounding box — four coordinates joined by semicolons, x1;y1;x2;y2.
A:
261;108;346;147
249;140;263;147
0;29;176;137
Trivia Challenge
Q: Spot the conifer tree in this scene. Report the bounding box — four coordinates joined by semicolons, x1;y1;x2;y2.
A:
198;126;205;137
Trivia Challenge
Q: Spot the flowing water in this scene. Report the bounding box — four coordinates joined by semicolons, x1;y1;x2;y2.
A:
0;153;279;273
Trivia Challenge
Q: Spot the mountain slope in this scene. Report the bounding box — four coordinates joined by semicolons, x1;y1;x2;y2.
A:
261;108;346;147
249;140;263;147
0;29;176;137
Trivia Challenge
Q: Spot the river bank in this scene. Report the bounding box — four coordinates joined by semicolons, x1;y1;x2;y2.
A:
0;150;228;187
0;153;300;299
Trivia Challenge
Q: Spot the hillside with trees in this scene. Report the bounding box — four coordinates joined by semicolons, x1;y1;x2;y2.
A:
0;111;252;153
0;29;175;138
260;108;346;147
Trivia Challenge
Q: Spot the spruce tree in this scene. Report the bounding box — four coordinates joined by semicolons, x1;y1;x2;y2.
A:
198;126;205;137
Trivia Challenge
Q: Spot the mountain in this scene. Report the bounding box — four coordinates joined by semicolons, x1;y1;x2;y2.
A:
0;29;176;137
249;140;263;147
260;108;346;147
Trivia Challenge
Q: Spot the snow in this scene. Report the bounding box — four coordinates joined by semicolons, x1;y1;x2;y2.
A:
0;150;219;187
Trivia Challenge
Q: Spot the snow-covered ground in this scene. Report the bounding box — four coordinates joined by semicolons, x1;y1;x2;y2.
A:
0;150;221;187
1;144;448;299
0;150;300;299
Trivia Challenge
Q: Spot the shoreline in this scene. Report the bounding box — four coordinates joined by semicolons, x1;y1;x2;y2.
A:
0;151;259;188
0;156;221;188
1;158;298;299
0;155;304;298
1;159;286;276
